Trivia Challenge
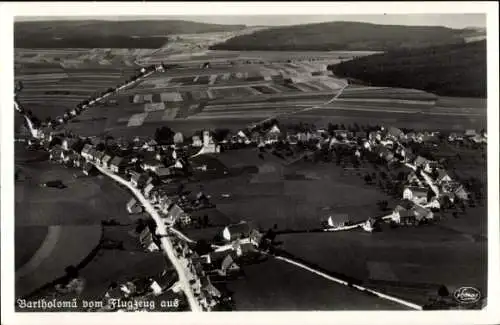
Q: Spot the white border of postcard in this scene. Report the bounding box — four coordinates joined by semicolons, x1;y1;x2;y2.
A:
1;2;499;325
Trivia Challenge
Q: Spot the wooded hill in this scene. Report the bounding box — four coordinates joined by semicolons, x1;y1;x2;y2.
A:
329;40;486;98
210;21;484;51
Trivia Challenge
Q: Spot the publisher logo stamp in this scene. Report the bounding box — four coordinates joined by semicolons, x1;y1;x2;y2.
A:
453;287;481;304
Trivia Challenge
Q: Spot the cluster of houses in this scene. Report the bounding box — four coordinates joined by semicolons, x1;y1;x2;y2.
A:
317;124;479;230
363;126;473;227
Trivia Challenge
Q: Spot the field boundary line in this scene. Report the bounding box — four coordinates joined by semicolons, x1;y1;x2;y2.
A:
274;255;423;310
16;226;61;280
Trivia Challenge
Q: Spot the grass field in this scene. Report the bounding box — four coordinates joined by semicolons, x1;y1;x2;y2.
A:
226;257;408;310
185;149;389;230
278;224;486;306
15;226;49;269
15;146;140;299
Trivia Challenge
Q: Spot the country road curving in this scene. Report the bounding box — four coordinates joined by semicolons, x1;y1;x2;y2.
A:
93;164;202;312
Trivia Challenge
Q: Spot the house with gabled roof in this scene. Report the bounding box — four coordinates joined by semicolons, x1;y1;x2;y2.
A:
130;172;149;189
110;156;128;174
424;160;440;173
144;183;155;199
403;186;429;204
165;204;184;224
62;137;78;151
126;197;143;214
222;221;256;243
436;169;452;184
413;156;429;168
407;171;422;186
102;154;114;168
454;185;469;201
385;126;404;140
324;214;350;229
411;205;433;221
81;144;93;160
93;151;106;166
49;145;64;162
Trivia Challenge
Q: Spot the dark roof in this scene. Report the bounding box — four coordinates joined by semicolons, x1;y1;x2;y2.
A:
224;222;252;238
94;151;106;160
437;169;450;180
167;204;184;220
102;154;113;163
110;156;126;166
127;197;138;208
414;156;428;166
399;209;415;218
405;186;428;197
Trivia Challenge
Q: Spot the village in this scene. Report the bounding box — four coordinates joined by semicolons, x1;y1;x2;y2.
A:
13;55;488;311
18;93;487;311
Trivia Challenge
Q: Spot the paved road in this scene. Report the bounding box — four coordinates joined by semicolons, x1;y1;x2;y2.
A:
94;165;202;312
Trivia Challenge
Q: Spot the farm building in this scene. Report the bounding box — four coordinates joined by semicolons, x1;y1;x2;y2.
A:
411;205;434;221
454;186;469;201
201;130;220;153
139;227;159;252
49;146;64;162
164;204;184;224
407;171;422;186
126;197;143;214
324;214;350;229
102;154;114;168
142;159;164;173
215;254;241;276
222;221;253;242
144;183;155;199
413;156;429;168
426;198;441;210
385;126;404;140
110;156;129;174
62;138;78;151
436;169;452;184
173;132;184;145
402;186;429;204
424;160;440;173
130;172;150;189
192;135;203;147
80;144;93;160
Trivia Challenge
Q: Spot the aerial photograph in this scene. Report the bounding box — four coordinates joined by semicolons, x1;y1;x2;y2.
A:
12;12;488;313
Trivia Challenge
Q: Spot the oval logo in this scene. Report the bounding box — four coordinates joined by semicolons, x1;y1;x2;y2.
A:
453;287;481;304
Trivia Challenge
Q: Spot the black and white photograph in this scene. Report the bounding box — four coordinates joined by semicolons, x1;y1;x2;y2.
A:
1;2;499;325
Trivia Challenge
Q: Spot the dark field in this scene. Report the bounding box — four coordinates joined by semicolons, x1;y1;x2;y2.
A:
227;258;408;310
15;225;48;269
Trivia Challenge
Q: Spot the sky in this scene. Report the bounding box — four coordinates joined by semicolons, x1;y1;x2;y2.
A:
16;14;486;29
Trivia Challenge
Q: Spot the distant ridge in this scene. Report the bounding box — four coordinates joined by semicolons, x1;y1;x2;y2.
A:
15;20;247;48
210;21;486;51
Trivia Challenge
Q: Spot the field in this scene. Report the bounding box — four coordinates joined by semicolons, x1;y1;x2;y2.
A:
184;143;487;308
15;45;485;141
226;258;408;310
14;144;159;299
185;149;392;231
